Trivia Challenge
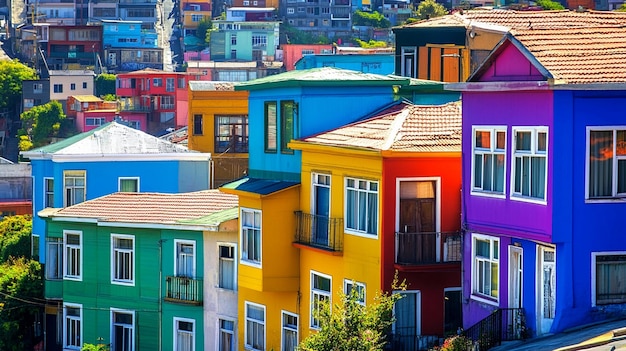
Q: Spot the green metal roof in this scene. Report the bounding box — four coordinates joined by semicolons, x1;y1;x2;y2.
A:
235;67;410;91
391;76;447;92
177;207;238;227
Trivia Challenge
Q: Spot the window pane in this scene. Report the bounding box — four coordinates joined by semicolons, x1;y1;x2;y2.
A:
265;102;277;151
496;131;506;150
516;131;531;151
617;130;626;156
474;154;482;188
483;154;493;191
589;131;613;197
475;239;490;258
494;154;505;192
537;132;547;152
475;131;490;148
281;101;295;153
531;157;546;198
619;160;626;194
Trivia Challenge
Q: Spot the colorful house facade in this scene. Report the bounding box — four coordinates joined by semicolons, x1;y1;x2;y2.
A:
39;190;238;351
449;25;626;340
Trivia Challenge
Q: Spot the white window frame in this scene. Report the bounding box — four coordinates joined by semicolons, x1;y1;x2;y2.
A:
63;303;82;350
585;126;626;201
471;126;507;198
310;270;331;329
240;208;262;267
344;279;366;306
85;117;107;126
110;308;135;351
118;177;140;192
111;234;135;286
44;177;54;208
218;243;237;290
174;239;196;278
217;318;235;351
344;177;379;238
471;233;500;305
63;230;82;281
63;170;86;207
244;301;266;351
281;311;298;351
46;237;63;280
510;127;548;204
591;251;626;307
173;317;195;351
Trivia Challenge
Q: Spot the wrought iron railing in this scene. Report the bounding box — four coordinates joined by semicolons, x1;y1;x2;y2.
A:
395;231;461;265
386;331;439;351
165;276;203;305
294;211;343;252
462;308;526;350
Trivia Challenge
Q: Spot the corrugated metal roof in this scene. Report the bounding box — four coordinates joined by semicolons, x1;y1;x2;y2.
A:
220;177;300;195
189;81;237;91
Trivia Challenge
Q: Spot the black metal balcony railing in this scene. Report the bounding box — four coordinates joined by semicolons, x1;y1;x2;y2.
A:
395;231;461;265
165;276;203;305
462;308;526;350
294;211;343;252
386;332;439;351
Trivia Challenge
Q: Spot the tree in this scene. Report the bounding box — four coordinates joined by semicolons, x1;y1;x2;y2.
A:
0;215;32;261
617;3;626;11
535;0;565;9
197;18;213;44
353;10;391;28
355;39;389;48
19;100;67;148
413;0;448;21
0;60;38;115
281;23;332;44
298;276;406;351
95;73;116;97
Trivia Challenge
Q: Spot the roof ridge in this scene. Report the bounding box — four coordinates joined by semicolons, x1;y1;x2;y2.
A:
382;108;410;151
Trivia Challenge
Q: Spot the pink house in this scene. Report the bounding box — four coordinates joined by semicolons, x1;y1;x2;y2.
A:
280;44;334;71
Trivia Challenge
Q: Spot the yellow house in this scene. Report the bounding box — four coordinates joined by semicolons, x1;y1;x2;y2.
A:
220;178;301;351
182;0;212;30
289;138;383;341
188;81;249;187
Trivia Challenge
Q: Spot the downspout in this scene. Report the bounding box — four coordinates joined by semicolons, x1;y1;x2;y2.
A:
159;239;164;351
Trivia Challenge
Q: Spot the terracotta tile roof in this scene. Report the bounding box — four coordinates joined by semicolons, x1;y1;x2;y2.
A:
302;101;461;153
510;26;626;84
47;190;238;225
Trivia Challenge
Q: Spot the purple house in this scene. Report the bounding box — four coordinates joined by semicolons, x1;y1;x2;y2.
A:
449;26;626;342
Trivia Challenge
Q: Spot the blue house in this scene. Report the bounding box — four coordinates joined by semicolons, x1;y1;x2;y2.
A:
294;53;394;75
21;121;212;265
100;19;163;71
448;25;626;342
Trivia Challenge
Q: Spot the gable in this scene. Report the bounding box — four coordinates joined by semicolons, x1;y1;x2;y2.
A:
475;41;544;82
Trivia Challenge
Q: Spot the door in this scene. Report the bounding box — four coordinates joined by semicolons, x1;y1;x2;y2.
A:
509;246;523;309
444;289;462;335
393;291;421;351
312;174;330;246
398;181;436;263
538;247;556;335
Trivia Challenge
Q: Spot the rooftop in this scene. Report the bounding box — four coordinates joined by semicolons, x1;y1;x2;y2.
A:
189;81;237;91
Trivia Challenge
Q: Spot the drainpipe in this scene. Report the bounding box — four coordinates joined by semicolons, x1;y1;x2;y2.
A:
159;239;164;351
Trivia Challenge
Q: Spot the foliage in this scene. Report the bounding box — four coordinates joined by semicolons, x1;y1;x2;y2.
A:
197;18;213;44
413;0;448;20
355;39;388;48
82;343;110;351
18;135;33;152
298;275;406;351
95;73;116;97
616;3;626;11
101;94;117;101
0;215;32;261
535;0;565;9
353;10;391;28
281;23;331;44
431;335;473;351
20;100;66;147
0;60;38;113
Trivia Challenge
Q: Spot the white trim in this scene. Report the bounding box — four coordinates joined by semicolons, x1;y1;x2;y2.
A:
470;126;508;198
63;230;82;281
585;126;626;200
509;126;548;204
118;176;140;192
343;177;379;238
240;207;262;268
173;317;196;351
43;177;54;208
216;317;236;351
22;152;212;162
508;245;523;309
110;233;135;286
536;245;556;335
281;310;299;351
310;270;332;330
470;233;500;306
110;308;136;351
591;251;626;307
343;279;366;305
63;302;82;350
218;242;237;291
394;177;441;233
392;289;421;336
244;301;266;351
174;239;196;278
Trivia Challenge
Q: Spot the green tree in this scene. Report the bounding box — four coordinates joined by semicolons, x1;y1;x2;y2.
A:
197;18;213;44
82;343;110;351
281;23;332;44
413;0;448;20
535;0;565;9
298;277;406;351
355;39;389;48
20;100;67;148
0;215;32;261
0;60;38;115
95;73;116;97
617;3;626;11
353;10;391;28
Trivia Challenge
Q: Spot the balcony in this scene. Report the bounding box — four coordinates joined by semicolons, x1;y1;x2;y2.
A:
294;211;343;253
395;231;461;265
165;276;202;305
118;102;152;112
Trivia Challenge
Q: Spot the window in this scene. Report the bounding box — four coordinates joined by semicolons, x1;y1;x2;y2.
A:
161;96;174;109
282;312;298;351
241;209;261;265
128;121;140;130
344;280;365;305
64;170;86;207
119;177;139;192
174;318;195;351
594;253;626;305
33;83;43;93
472;127;506;195
111;309;134;351
46;238;63;279
175;240;195;278
24;98;34;108
251;35;267;47
154;78;162;87
191;14;203;21
587;128;626;199
64;304;82;350
111;235;134;285
245;302;265;351
64;231;82;280
54;84;63;93
264;102;277;152
44;177;54;207
83;82;88;89
85;117;107;126
215;115;248;153
287;7;295;13
70;83;76;90
345;178;378;236
219;319;235;351
193;114;203;135
32;234;40;262
178;78;185;89
166;78;175;92
301;49;314;55
231;33;237;45
310;271;331;329
243;0;249;4
281;101;295;154
472;234;499;301
219;244;235;290
231;49;237;59
511;127;548;201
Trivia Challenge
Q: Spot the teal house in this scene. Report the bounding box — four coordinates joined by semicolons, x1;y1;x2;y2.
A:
39;190;238;351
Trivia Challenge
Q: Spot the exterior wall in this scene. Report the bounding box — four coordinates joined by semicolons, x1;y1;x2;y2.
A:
38;3;76;25
382;155;462;337
102;21;159;49
183;11;211;28
280;44;333;71
49;73;94;102
246;85;397;181
76;110;117;132
22;79;51;113
210;21;279;61
294;54;394;75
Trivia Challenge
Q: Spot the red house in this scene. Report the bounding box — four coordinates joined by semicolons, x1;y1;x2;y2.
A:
116;68;190;135
44;25;102;70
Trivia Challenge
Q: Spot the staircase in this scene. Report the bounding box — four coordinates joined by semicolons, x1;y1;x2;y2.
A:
462;308;526;350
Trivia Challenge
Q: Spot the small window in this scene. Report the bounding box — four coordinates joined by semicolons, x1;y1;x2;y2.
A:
111;234;134;285
264;102;277;153
219;244;235;290
282;312;298;351
219;319;234;351
64;170;86;207
70;83;76;90
511;127;548;201
44;177;54;208
193;114;203;135
245;302;265;351
587;128;626;199
174;318;195;351
46;237;63;280
280;101;295;154
83;82;87;89
154;78;162;87
594;253;626;305
241;208;261;265
63;304;82;349
118;177;139;192
472;127;507;196
344;280;366;305
311;271;331;329
54;84;63;93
